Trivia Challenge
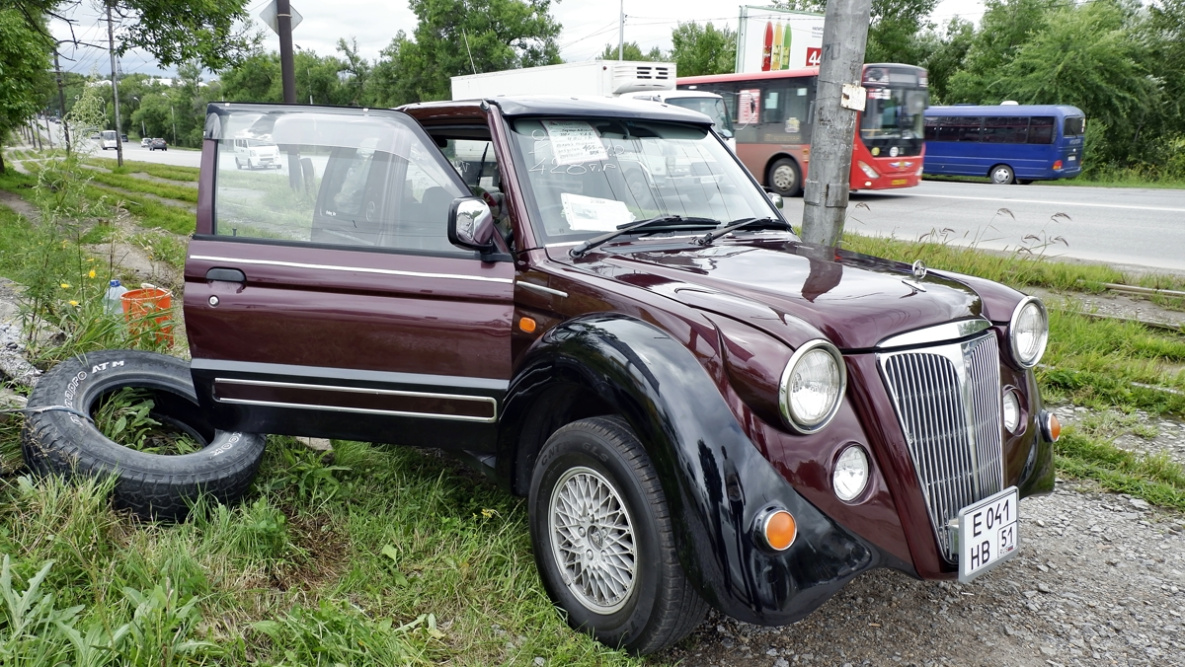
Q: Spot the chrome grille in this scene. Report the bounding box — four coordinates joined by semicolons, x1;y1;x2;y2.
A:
879;333;1003;561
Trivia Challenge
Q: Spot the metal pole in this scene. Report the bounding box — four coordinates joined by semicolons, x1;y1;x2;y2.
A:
106;2;124;166
277;0;297;104
618;0;624;60
170;105;176;144
800;0;872;247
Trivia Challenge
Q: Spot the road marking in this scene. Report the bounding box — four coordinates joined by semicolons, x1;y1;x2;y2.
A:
907;193;1185;214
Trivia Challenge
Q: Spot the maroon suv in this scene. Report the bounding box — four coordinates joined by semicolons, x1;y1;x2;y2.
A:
184;99;1056;653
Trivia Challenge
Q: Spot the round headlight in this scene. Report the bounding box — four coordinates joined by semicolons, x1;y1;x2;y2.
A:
1002;389;1021;433
1010;297;1048;368
833;445;870;502
779;340;846;433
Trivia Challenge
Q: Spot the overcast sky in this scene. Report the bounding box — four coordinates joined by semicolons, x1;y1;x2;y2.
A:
53;0;988;78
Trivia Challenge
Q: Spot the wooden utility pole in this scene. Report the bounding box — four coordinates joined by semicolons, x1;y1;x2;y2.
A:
106;2;124;166
277;0;297;104
800;0;872;247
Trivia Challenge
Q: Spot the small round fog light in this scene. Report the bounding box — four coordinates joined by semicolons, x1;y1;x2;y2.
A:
834;445;870;502
1002;390;1021;433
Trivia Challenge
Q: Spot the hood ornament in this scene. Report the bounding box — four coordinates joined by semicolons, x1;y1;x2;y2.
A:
911;260;928;281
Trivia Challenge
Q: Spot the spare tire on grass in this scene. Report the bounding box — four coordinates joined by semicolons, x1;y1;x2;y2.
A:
21;349;266;521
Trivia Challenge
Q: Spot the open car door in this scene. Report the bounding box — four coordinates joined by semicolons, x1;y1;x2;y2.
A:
185;103;514;451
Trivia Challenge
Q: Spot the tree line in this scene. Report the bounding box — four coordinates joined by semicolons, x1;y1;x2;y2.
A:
5;0;1185;180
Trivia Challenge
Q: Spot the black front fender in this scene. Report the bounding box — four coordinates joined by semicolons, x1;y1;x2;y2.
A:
503;313;882;624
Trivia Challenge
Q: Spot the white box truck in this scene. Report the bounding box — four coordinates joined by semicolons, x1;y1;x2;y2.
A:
451;62;735;149
451;61;677;99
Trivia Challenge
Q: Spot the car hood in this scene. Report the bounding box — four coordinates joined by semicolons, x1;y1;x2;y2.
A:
570;239;983;350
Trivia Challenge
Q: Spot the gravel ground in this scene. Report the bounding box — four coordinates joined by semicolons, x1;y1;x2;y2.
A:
660;478;1185;667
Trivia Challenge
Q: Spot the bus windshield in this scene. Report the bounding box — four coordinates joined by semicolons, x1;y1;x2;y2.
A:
861;88;927;146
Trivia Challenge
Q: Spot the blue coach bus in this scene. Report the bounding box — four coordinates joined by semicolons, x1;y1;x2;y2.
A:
923;104;1085;184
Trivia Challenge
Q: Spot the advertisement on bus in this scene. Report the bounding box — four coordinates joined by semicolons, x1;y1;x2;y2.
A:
735;6;825;74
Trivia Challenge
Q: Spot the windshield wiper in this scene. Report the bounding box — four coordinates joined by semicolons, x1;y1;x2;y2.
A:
696;217;793;246
570;215;721;258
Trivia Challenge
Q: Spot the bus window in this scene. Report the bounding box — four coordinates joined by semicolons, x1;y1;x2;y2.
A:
1028;117;1054;144
1063;116;1085;136
983;116;1029;144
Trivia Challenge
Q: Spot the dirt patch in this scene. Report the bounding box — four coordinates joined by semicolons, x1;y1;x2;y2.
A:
83;209;182;289
0;189;39;221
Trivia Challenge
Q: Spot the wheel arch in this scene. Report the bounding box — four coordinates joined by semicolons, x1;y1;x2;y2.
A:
499;313;879;624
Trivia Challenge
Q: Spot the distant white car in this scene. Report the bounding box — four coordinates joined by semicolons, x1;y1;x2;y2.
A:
233;138;282;169
140;138;151;148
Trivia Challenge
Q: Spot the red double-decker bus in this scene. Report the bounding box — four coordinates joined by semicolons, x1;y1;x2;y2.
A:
678;63;929;196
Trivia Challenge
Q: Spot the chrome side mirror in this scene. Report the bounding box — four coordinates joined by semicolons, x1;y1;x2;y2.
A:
449;197;496;249
764;187;784;209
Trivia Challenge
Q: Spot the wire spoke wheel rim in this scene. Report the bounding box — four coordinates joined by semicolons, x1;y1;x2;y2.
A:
548;466;638;614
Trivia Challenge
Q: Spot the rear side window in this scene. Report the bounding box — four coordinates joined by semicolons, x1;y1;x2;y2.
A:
1028;117;1055;144
982;116;1029;144
1063;116;1085;136
210;106;467;254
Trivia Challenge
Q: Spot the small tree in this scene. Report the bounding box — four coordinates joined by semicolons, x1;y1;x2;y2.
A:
0;9;51;175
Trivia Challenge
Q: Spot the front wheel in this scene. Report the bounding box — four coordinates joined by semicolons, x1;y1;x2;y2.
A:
990;164;1016;184
528;416;707;654
767;157;803;197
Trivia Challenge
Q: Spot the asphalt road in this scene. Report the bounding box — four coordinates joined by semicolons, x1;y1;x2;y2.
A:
780;180;1185;275
88;141;203;169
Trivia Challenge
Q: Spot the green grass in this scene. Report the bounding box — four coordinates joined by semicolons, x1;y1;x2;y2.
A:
86;158;200;183
85;184;194;236
1055;430;1185;510
85;171;198;203
0;439;647;666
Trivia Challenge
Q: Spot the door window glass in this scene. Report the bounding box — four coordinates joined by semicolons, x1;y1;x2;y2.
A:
210;105;467;254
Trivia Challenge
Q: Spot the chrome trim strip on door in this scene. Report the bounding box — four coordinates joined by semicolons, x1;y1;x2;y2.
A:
190;255;513;284
517;281;568;298
213;378;498;423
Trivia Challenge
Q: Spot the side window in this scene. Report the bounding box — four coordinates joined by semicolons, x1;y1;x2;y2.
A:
212;108;466;254
983;116;1029;144
956;116;983;142
1029;117;1055;144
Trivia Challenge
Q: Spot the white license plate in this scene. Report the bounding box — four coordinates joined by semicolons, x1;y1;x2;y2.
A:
1069;155;1077;161
958;486;1019;583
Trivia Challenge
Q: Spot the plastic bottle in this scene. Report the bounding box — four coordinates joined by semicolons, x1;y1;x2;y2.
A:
104;279;128;315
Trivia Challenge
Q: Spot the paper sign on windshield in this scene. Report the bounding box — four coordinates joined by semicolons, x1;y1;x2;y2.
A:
543;121;608;165
561;193;635;232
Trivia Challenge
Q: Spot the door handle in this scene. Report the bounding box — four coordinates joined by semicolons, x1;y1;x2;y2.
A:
205;268;246;283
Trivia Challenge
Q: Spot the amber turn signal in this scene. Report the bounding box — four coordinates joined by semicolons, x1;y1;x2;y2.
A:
1047;413;1061;442
759;508;797;551
518;317;537;334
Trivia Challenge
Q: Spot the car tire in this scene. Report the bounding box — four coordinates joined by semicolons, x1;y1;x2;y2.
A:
990;164;1016;184
767;157;803;197
528;416;707;654
235;158;243;170
21;349;266;521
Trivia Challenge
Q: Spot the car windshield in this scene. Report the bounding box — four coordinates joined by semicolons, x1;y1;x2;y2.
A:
507;116;781;245
663;96;734;135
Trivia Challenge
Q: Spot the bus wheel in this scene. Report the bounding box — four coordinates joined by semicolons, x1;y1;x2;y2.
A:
990;164;1015;185
768;158;803;197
